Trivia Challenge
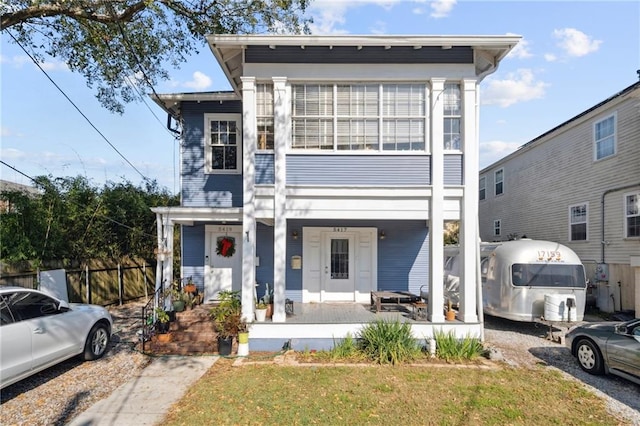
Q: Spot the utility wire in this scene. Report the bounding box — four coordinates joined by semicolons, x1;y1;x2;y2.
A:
6;30;151;183
0;160;159;239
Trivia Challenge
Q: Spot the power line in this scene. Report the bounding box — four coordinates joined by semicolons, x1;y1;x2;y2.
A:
6;30;151;183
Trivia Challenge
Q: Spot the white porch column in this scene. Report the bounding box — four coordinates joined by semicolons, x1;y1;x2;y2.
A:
272;77;289;323
429;78;445;323
241;76;257;322
459;79;479;323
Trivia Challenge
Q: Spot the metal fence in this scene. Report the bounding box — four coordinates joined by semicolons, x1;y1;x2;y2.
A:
0;263;155;306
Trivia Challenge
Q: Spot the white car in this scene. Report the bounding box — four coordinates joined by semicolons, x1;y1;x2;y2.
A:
0;286;112;389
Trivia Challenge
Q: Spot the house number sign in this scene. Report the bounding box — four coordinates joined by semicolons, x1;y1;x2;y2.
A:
333;227;348;232
217;226;234;232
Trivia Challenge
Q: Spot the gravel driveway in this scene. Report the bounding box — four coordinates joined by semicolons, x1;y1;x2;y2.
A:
483;314;640;425
1;303;638;425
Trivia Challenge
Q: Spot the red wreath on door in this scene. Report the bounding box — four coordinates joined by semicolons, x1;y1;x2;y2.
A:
216;237;235;257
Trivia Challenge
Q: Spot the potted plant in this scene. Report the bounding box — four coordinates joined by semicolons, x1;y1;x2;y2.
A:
262;283;274;319
445;299;456;321
155;307;172;342
170;287;186;312
210;290;242;356
255;300;268;322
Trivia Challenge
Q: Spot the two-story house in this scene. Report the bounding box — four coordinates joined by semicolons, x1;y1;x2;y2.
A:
479;81;640;316
152;34;519;348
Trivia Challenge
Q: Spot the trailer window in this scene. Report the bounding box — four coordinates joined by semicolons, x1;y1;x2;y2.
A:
511;263;586;288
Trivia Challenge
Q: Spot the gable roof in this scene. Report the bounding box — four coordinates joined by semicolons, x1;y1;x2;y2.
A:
207;34;521;94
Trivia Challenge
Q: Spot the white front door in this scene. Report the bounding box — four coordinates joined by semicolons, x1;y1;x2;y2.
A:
322;232;356;302
302;227;377;303
204;225;242;303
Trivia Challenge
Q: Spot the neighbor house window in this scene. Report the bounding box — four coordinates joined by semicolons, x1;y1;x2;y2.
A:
443;83;461;150
204;114;241;174
256;84;274;150
594;114;616;160
479;176;486;201
291;83;427;151
494;219;501;237
625;191;640;238
569;203;588;241
495;169;504;196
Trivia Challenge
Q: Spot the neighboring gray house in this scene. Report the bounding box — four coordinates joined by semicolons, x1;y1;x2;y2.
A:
151;34;519;348
479;81;640;316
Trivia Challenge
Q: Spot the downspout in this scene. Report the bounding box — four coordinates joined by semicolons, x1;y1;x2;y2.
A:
600;183;640;263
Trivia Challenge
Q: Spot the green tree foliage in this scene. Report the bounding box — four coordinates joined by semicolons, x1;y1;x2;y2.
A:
1;0;311;113
0;175;179;263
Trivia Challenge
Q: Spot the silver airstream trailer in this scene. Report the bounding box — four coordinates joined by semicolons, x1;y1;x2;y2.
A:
482;239;587;322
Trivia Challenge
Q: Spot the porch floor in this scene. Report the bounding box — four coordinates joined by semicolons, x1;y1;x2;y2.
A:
267;302;424;324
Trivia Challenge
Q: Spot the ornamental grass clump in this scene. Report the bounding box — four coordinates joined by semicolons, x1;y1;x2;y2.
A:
357;319;422;365
433;329;484;362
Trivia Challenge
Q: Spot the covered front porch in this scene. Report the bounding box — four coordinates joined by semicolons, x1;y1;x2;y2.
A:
248;301;482;351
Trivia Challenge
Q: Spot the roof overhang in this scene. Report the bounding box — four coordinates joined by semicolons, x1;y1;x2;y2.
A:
150;92;240;120
207;34;522;94
151;206;243;225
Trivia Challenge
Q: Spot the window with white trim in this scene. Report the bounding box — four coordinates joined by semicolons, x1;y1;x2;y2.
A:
625;191;640;238
479;176;486;201
291;83;427;151
493;219;501;237
204;114;241;174
495;169;504;196
256;84;274;150
443;83;461;150
594;114;616;160
569;203;588;241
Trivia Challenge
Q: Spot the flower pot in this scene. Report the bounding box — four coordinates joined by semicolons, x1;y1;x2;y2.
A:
157;321;170;334
237;332;249;356
184;284;197;294
445;310;456;321
173;300;185;312
218;336;233;356
266;303;273;319
156;332;172;343
167;311;177;322
255;308;267;322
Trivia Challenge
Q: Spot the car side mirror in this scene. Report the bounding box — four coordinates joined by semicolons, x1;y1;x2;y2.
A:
58;300;70;312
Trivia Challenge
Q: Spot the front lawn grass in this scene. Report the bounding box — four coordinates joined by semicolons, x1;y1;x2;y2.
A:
163;357;622;425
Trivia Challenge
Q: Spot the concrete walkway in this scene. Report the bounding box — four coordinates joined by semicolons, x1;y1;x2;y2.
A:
68;355;218;426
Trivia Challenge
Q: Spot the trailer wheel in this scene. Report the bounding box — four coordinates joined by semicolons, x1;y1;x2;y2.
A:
575;339;604;375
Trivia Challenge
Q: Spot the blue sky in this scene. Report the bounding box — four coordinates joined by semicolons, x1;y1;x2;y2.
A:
1;1;639;194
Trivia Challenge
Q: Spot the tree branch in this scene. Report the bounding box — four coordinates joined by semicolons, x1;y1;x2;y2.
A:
2;1;148;30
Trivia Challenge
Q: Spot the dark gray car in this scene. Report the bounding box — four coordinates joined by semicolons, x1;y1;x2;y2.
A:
565;318;640;385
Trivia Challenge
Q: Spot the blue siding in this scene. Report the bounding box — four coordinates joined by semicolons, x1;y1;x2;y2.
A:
285;219;429;295
255;153;275;184
181;101;244;207
181;224;206;293
444;154;463;185
287;155;431;185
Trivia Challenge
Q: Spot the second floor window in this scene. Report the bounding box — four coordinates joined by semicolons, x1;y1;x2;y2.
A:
256;84;274;150
495;169;504;196
569;203;588;241
204;114;241;174
443;83;461;151
291;83;426;152
594;114;616;160
479;176;486;201
625;192;640;238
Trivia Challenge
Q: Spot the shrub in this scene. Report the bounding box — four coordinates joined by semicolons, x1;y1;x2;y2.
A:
328;333;363;361
433;329;483;362
357;320;422;365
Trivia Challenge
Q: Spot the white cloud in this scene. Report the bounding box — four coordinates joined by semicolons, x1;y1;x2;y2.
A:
507;38;532;59
307;0;350;35
40;60;70;72
183;71;212;90
369;20;388;35
544;53;557;62
553;28;602;57
482;69;549;108
430;0;456;18
479;140;521;168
